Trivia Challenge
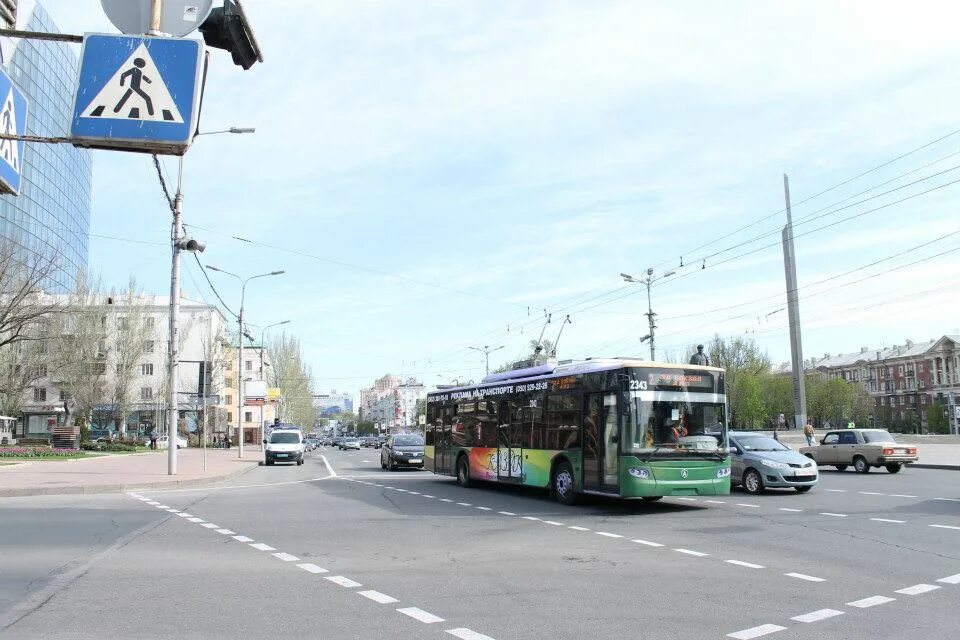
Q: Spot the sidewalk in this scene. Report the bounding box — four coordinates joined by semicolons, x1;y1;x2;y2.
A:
0;448;263;497
753;430;960;471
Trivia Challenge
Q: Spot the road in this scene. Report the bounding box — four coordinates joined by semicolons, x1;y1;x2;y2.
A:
1;447;958;639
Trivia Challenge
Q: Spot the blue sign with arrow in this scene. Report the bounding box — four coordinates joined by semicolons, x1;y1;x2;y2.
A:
0;67;29;196
71;34;204;155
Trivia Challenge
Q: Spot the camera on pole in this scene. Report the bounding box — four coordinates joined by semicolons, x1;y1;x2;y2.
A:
199;0;263;70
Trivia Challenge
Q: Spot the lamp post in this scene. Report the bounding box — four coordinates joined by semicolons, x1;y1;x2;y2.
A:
469;345;505;375
206;266;285;459
620;268;676;361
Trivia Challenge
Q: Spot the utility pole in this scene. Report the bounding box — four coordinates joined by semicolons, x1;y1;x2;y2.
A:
782;174;807;430
621;269;675;361
470;345;504;375
166;157;183;475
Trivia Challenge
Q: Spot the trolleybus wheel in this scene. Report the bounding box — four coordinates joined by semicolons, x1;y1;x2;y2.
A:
552;461;577;506
456;455;472;488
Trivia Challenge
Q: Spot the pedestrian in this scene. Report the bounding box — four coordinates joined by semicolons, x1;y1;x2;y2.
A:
224;434;231;450
803;421;815;447
149;427;158;450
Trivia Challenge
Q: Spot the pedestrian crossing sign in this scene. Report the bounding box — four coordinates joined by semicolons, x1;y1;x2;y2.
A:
71;34;204;155
0;66;28;196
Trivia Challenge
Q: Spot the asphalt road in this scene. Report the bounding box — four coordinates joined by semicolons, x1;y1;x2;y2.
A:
1;446;958;639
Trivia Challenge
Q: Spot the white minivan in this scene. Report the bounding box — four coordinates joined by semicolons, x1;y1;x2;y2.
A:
264;429;305;466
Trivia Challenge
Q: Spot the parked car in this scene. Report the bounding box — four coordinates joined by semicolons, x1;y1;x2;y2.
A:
264;429;305;466
88;429;113;443
729;432;817;494
800;429;917;473
340;438;361;450
156;435;188;449
380;434;425;470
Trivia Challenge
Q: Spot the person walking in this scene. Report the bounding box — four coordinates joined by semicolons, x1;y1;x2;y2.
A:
803;421;815;447
149;427;158;450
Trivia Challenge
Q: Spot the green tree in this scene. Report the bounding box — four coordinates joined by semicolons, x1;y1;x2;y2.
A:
928;402;949;434
356;421;377;435
734;373;765;429
708;335;770;427
760;373;794;425
266;333;317;429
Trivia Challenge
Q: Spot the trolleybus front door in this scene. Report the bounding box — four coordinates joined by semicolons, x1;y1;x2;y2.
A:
584;393;619;493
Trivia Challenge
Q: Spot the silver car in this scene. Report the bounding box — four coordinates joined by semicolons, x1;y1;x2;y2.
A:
729;432;818;494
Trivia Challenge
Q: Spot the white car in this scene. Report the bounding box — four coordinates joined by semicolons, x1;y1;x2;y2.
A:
264;429;306;466
157;435;188;449
340;438;361;450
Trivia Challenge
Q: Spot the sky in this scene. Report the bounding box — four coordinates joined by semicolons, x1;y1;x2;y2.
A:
37;0;960;402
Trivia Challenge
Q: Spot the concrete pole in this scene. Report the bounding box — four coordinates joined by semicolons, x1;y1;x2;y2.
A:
782;174;807;430
149;0;163;34
645;275;656;361
166;157;184;475
237;301;244;459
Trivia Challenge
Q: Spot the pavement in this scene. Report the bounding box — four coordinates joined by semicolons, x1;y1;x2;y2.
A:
1;446;958;639
0;448;262;497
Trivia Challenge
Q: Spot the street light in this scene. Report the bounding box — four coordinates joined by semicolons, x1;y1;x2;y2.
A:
469;345;505;375
165;125;255;476
196;127;257;136
620;268;676;361
206;266;285;459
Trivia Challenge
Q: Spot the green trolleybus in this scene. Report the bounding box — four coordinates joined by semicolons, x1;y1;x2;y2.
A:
425;358;730;505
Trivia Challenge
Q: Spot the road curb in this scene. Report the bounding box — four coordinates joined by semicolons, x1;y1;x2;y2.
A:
910;463;960;471
0;461;260;498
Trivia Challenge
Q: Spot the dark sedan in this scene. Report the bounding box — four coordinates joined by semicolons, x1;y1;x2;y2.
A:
380;434;425;470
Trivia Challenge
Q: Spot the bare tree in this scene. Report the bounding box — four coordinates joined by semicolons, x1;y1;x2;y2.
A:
0;239;64;350
266;332;317;429
0;337;47;418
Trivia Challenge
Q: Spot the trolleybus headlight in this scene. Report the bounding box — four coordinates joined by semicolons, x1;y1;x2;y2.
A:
628;468;650;479
716;468;731;478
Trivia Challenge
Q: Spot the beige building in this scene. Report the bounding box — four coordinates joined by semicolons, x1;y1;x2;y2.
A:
221;342;277;445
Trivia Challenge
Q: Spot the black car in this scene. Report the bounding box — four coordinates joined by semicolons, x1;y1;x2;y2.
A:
380;434;425;470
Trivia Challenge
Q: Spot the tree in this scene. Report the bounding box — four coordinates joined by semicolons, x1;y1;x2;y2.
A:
0;239;64;351
708;335;770;427
100;280;153;434
0;336;47;418
734;373;765;429
266;332;317;429
928;402;949;434
356;421;377;435
760;373;794;425
413;398;426;425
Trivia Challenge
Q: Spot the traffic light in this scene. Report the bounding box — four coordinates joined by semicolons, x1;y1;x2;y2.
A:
199;0;263;70
197;362;213;395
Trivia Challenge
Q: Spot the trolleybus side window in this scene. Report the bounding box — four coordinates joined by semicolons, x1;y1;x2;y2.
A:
475;399;498;447
546;393;581;449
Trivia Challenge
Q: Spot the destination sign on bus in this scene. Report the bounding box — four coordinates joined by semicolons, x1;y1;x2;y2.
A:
648;372;714;390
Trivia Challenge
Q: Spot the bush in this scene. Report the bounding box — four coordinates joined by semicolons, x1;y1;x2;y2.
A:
0;446;81;458
81;442;137;452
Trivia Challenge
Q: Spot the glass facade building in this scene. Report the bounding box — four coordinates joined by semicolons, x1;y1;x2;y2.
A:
0;2;92;292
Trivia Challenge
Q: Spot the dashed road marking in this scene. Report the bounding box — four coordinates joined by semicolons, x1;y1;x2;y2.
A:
456;502;472;506
791;609;844;623
326;575;362;588
165;508;180;513
930;524;960;531
215;529;235;535
705;500;727;504
440;498;453;503
820;512;848;518
595;532;622;538
785;573;825;582
358;590;398;604
476;506;492;511
522;516;540;521
187;517;205;523
297;563;327;574
397;607;445;624
568;526;590;531
232;535;254;542
896;584;940;596
154;504;170;509
446;628;496;640
889;494;918;498
675;497;697;502
498;511;516;516
859;491;885;496
847;595;895;608
726;560;764;569
934;498;960;502
726;623;787;639
674;548;708;557
825;489;846;492
870;518;905;524
736;503;760;508
273;552;299;562
542;520;564;526
200;523;219;529
408;491;421;495
249;543;276;551
937;574;960;584
423;494;436;498
177;513;192;518
779;508;803;512
632;539;664;547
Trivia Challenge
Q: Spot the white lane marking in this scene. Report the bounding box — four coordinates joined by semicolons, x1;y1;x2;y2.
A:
726;624;787;639
145;501;160;505
154;504;169;509
889;494;918;498
498;511;516;516
165;508;180;513
273;552;299;562
456;502;472;506
186;517;205;523
321;455;337;477
705;500;727;504
232;535;254;542
358;590;398;604
825;489;846;492
785;573;825;582
726;560;764;569
736;503;760;508
569;526;590;531
779;508;803;512
934;498;960;502
215;529;236;535
930;524;960;531
249;543;276;551
522;516;540;521
895;584;940;595
937;574;960;584
385;486;396;490
440;498;454;503
847;595;895;608
200;523;219;529
820;512;848;518
446;629;496;640
674;548;709;557
542;520;564;526
423;495;436;498
395;489;409;493
859;491;885;496
870;518;905;524
177;513;192;518
791;609;844;623
326;575;362;588
595;532;623;538
297;563;328;574
397;607;445;624
408;491;421;495
675;497;697;502
632;539;664;547
476;506;492;511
